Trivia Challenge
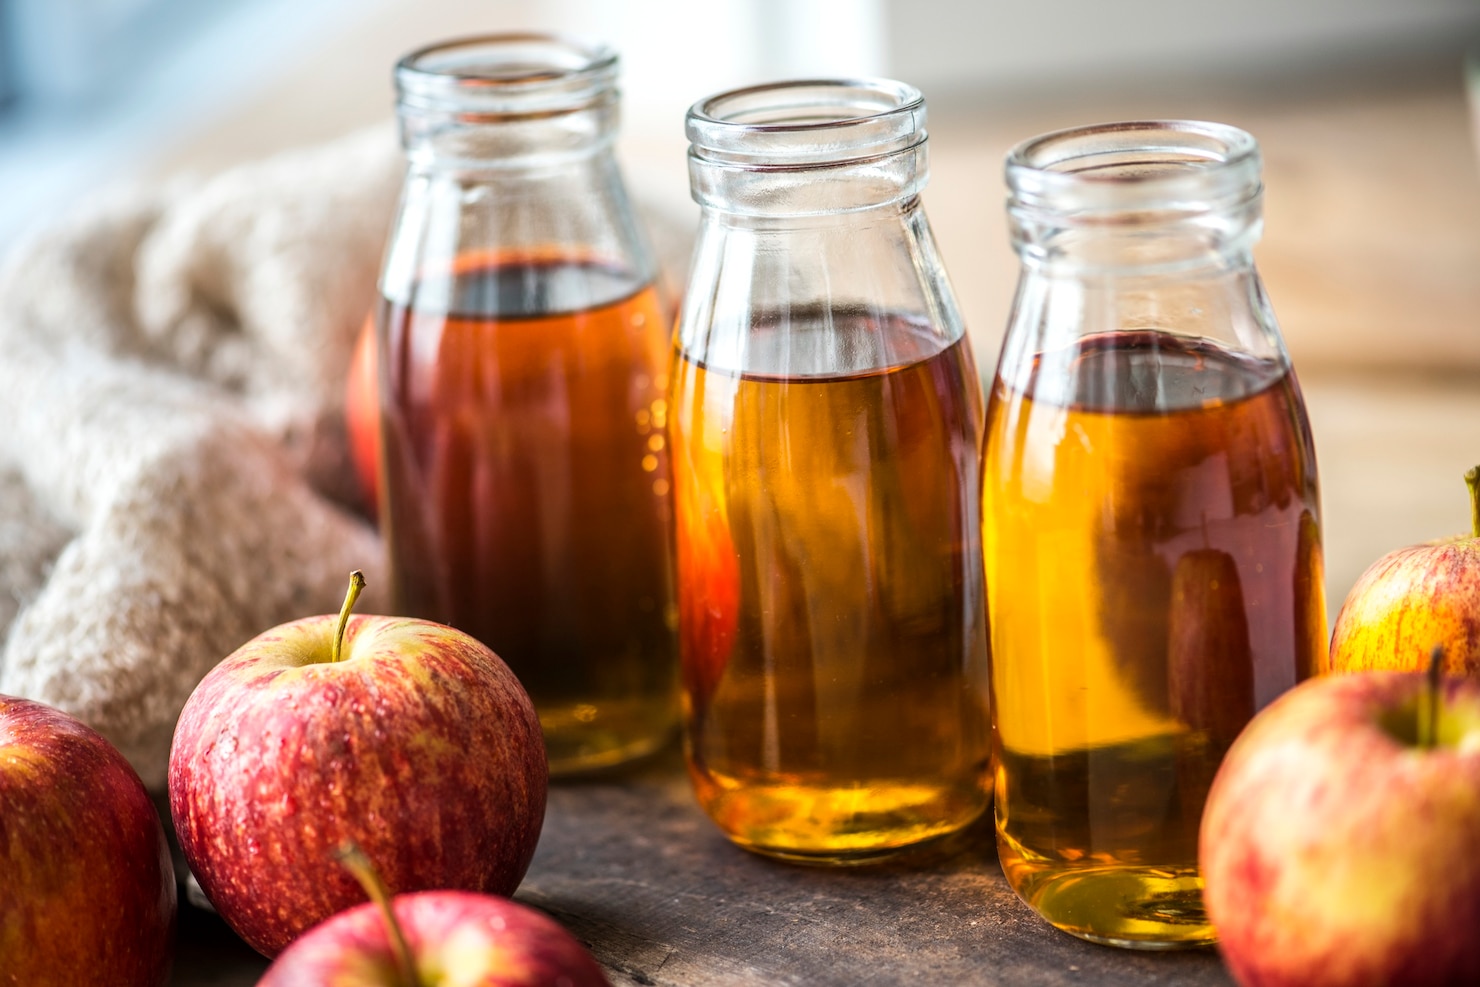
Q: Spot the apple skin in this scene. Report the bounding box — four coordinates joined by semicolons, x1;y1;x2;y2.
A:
346;312;380;518
259;890;610;987
1325;536;1480;679
1200;671;1480;987
0;695;177;987
674;464;740;711
169;613;548;958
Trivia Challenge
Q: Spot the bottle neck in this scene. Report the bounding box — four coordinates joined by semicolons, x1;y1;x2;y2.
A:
685;78;928;218
380;34;656;309
1009;200;1263;279
678;194;967;378
381;151;654;307
688;143;927;218
998;228;1287;408
398;101;619;173
392;33;621;172
994;119;1289;385
1006;119;1264;279
677;78;963;377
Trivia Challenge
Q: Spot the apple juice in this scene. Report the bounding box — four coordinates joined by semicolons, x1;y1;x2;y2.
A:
378;255;678;775
669;316;992;863
982;330;1325;946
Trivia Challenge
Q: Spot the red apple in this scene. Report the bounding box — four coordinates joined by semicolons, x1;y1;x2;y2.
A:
260;867;610;987
1325;466;1480;679
1200;666;1480;987
261;892;609;987
672;428;740;709
169;573;547;958
346;312;381;518
0;695;176;986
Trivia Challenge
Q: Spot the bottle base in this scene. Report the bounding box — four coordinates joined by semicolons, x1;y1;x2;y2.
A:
540;699;676;777
695;774;989;866
1000;833;1216;949
1067;929;1214;952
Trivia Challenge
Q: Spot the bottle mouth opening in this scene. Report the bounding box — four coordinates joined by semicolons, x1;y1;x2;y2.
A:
1006;120;1261;215
686;78;926;168
395;33;618;116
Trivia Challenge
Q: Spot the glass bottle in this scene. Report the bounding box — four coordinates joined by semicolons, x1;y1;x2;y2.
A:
983;121;1326;947
670;79;992;863
377;35;677;775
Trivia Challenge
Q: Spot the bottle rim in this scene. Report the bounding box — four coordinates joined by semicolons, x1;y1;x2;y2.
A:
1005;120;1261;217
686;78;926;168
395;33;618;117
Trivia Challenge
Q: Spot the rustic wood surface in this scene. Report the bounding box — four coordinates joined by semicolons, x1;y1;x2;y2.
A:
523;750;1233;987
169;745;1235;987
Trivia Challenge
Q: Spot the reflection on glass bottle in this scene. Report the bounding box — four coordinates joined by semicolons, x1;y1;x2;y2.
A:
983;122;1326;947
671;80;992;864
377;36;677;776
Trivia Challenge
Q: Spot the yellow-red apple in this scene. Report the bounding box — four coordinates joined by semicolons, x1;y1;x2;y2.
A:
1200;668;1480;986
346;313;380;517
1;695;176;986
1326;466;1480;679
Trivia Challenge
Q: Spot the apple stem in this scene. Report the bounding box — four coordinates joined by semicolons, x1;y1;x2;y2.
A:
1421;645;1444;751
337;844;421;987
333;571;366;664
1467;466;1479;539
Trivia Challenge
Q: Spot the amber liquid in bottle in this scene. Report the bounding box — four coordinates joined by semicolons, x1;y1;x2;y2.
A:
379;255;678;775
983;330;1325;946
670;314;992;863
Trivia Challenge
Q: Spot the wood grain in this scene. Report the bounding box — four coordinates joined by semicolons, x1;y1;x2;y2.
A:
170;747;1234;986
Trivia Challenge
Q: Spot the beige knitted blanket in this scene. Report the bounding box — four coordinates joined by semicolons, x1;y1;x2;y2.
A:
0;126;691;791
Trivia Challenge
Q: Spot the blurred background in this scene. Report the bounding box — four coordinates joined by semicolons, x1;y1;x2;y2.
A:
4;0;1479;241
2;0;1479;603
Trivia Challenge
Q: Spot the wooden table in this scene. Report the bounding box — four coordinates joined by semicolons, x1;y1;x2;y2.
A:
171;746;1233;986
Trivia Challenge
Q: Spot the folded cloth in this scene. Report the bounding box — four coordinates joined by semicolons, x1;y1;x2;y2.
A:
0;125;692;792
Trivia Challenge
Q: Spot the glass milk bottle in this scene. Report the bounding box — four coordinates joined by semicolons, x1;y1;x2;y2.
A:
377;35;677;775
670;79;992;863
983;121;1326;946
